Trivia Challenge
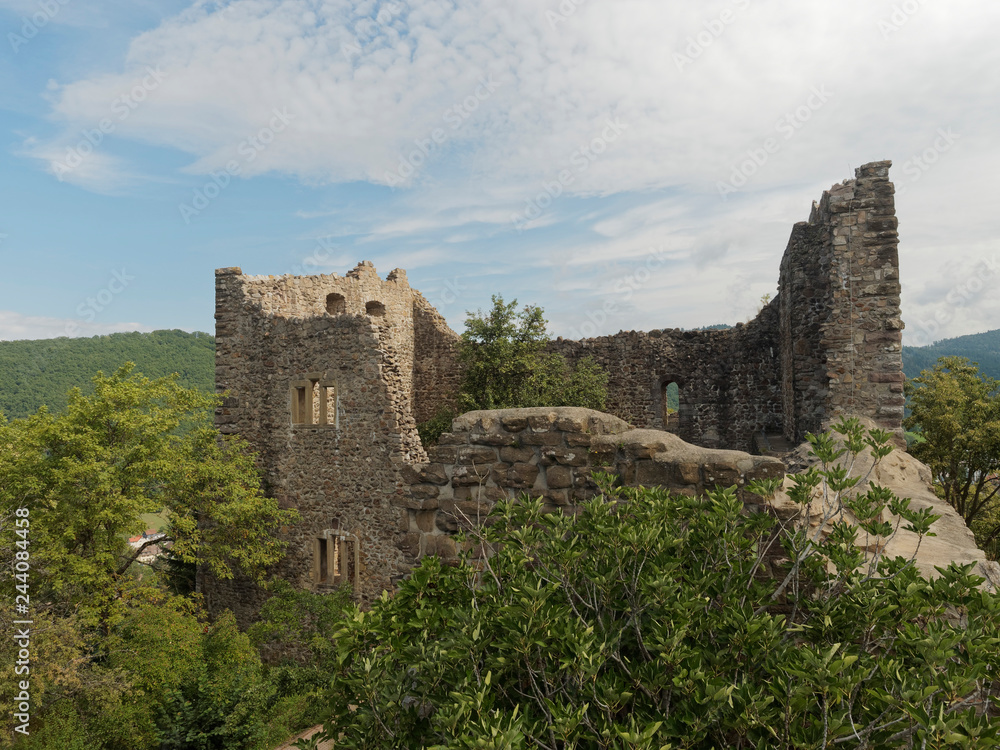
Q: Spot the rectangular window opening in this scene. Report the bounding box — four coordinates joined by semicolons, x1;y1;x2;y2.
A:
292;386;308;425
317;536;328;583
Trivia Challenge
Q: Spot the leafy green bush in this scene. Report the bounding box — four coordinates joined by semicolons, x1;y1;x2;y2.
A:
314;420;1000;749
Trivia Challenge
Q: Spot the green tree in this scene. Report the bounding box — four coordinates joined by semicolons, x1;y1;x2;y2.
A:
458;295;606;412
314;420;999;749
0;363;296;607
904;356;1000;553
421;296;607;445
0;365;299;747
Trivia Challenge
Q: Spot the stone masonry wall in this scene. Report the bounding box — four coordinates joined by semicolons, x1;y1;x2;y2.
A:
549;304;783;452
202;263;460;625
549;161;903;450
394;407;785;567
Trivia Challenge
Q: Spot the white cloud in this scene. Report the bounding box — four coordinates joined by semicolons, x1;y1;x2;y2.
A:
0;310;153;340
25;0;1000;344
19;136;143;193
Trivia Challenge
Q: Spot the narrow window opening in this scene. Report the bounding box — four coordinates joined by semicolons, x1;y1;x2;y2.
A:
326;293;346;315
322;383;337;426
662;381;680;433
317;537;329;583
315;526;360;591
292;385;308;425
292;377;336;427
311;380;321;424
365;300;386;317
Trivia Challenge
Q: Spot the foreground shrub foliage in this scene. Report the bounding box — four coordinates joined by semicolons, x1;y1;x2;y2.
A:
318;421;1000;749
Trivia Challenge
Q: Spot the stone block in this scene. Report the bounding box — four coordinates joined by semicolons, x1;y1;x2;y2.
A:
552;448;587;466
520;431;563;446
635;460;675;487
456;446;498;465
676;462;702;485
527;414;557;430
415;510;437;533
410;484;440;501
471;432;515;446
546;465;573;489
542;489;570;505
499;446;535;463
451;466;492;487
397;532;422;558
554;415;587;432
500;416;528;432
428;534;457;560
427;445;457;463
397;494;440;511
702;462;740;488
565;432;592;448
492;462;538;489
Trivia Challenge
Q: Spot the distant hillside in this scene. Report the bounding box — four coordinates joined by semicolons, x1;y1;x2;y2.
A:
0;330;215;419
903;329;1000;382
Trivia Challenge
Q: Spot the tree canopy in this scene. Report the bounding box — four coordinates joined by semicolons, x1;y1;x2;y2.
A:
420;296;608;445
904;356;1000;555
0;365;307;748
457;295;607;413
312;420;1000;749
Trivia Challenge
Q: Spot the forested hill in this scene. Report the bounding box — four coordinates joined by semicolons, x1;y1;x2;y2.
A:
0;326;996;420
0;330;215;419
903;329;1000;382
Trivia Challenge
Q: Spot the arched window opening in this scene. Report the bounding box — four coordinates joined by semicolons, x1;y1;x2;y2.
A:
326;293;346;315
365;300;386;317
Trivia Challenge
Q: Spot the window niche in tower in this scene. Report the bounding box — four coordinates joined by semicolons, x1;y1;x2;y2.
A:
290;375;337;428
313;522;359;591
326;292;346;315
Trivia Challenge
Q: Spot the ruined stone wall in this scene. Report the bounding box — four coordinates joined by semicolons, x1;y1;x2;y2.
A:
550;161;903;451
778;161;904;440
206;161;906;621
394;407;785;567
203;264;459;625
549;311;783;452
412;296;462;424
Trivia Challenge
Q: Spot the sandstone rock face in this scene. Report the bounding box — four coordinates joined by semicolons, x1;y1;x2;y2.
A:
773;417;1000;588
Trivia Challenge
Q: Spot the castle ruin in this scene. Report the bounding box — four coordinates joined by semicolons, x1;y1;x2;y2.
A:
202;161;905;624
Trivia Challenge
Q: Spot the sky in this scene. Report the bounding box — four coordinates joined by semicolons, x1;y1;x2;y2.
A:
1;0;998;347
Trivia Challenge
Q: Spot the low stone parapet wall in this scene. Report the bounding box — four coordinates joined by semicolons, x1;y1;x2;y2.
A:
394;407;785;566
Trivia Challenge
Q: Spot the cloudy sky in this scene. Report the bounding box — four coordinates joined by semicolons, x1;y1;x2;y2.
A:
1;0;997;346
